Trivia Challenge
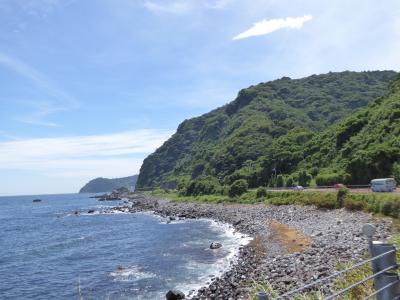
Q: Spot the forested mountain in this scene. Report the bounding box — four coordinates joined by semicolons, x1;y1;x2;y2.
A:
79;175;138;193
299;76;400;185
136;71;397;191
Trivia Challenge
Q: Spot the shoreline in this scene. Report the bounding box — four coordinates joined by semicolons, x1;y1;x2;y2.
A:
121;193;391;299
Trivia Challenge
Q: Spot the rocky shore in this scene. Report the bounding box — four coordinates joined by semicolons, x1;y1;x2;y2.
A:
121;193;391;299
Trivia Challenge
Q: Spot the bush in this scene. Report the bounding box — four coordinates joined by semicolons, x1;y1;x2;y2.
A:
298;170;312;187
394;162;400;185
381;201;393;216
256;186;268;198
344;197;365;211
311;167;319;177
315;172;351;186
310;193;337;209
285;176;294;187
336;187;349;208
381;199;400;218
276;175;284;187
221;185;230;196
185;176;221;196
228;179;248;197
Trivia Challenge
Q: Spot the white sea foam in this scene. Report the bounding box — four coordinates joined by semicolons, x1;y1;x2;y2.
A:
176;219;252;297
109;265;155;282
80;210;101;216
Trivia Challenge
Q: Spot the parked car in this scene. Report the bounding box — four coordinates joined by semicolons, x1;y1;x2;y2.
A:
293;185;304;191
334;183;346;189
371;178;396;192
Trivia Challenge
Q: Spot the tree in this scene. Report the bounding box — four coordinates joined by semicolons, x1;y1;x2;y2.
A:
298;170;312;186
276;175;284;187
185;176;221;196
228;179;248;197
256;186;268;198
286;176;294;187
394;162;400;185
311;167;319;177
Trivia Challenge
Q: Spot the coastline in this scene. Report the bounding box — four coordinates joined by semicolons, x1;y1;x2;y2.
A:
120;193;391;299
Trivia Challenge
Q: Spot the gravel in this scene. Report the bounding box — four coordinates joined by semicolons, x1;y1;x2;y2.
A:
121;193;392;299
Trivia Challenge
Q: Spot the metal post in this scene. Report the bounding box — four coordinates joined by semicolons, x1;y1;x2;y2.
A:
370;242;399;300
362;224;376;255
362;224;400;300
257;291;268;300
374;272;400;300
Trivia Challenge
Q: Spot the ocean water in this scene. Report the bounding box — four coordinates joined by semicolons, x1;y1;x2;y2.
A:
0;193;250;299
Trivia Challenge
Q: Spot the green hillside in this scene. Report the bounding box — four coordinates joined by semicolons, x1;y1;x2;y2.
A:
299;75;400;185
136;71;397;191
79;175;138;193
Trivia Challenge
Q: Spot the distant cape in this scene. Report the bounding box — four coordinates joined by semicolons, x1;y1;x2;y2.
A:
79;175;138;193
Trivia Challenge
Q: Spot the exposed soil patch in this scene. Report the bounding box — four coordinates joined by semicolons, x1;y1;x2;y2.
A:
249;236;267;257
270;221;311;253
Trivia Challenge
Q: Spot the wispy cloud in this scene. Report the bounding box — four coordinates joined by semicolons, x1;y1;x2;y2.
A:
143;1;192;14
204;0;232;9
0;129;172;176
0;52;79;126
1;0;76;17
233;15;313;40
143;0;232;14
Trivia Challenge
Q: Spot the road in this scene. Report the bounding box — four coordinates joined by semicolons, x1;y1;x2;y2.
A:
266;187;400;194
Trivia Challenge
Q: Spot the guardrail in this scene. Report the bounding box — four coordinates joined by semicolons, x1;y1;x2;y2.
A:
257;224;400;300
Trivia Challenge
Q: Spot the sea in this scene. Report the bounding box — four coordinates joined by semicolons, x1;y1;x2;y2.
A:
0;193;250;300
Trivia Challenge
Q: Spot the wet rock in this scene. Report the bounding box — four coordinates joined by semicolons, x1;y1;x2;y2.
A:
166;289;185;300
210;242;222;249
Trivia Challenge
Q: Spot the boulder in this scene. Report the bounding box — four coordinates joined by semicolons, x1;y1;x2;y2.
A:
166;289;185;300
32;199;42;203
87;209;95;214
210;242;222;249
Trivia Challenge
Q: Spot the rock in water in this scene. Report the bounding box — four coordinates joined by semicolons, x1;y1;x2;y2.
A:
32;199;42;203
166;290;185;300
210;242;222;249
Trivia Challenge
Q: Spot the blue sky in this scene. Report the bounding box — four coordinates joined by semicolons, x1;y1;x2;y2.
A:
0;0;399;195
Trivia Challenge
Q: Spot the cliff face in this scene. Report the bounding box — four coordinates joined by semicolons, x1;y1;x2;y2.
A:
136;71;397;189
79;175;138;193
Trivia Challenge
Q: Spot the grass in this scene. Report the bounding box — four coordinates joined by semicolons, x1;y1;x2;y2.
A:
332;233;400;300
249;279;324;300
145;189;400;219
248;233;400;300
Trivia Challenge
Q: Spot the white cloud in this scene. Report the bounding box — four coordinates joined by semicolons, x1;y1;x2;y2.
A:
143;0;232;14
143;1;192;14
233;15;313;40
0;129;172;176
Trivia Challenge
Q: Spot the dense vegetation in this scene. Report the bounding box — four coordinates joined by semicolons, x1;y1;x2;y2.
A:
79;175;138;193
136;71;398;193
301;75;400;185
148;188;400;219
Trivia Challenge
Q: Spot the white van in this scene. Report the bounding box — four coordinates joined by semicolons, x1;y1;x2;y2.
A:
371;178;397;192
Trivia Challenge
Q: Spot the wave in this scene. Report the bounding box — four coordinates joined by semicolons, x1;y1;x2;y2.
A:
64;207;131;217
177;219;252;297
109;265;155;282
